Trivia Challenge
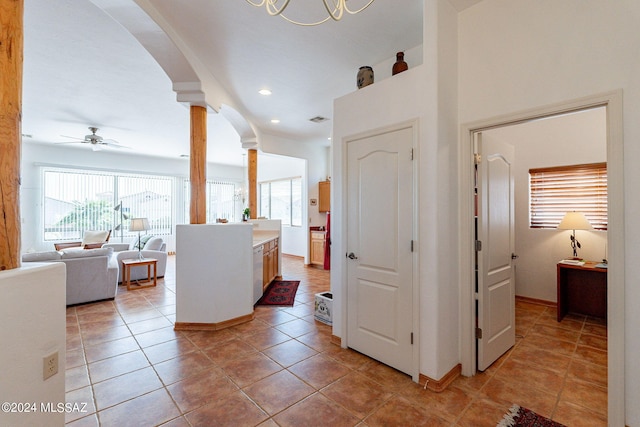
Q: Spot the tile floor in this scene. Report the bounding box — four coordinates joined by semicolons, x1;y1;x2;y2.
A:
65;255;607;426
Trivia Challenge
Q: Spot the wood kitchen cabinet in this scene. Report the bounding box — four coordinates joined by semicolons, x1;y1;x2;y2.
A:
310;230;326;266
318;181;330;212
262;238;279;291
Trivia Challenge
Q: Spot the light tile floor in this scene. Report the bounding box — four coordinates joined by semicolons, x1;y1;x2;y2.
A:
65;255;607;426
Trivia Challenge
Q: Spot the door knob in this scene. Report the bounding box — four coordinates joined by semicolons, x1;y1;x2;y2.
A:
347;252;358;260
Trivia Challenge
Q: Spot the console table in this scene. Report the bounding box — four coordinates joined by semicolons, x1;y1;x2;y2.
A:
122;258;157;291
557;261;607;321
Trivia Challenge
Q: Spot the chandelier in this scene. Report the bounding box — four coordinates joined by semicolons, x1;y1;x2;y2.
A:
245;0;375;26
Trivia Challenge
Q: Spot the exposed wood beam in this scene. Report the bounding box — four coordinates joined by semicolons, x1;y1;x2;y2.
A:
189;105;207;224
0;0;24;271
248;148;257;219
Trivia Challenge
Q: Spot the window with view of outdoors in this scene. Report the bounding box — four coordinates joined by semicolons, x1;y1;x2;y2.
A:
183;179;239;223
529;162;607;230
43;168;173;242
259;177;302;226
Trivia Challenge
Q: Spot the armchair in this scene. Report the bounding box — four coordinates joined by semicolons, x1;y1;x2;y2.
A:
103;236;168;283
54;230;111;251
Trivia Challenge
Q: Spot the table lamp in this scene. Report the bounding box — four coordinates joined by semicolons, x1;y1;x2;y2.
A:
557;211;592;259
129;218;150;260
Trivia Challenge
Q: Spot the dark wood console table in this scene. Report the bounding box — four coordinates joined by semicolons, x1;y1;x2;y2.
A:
557;261;607;322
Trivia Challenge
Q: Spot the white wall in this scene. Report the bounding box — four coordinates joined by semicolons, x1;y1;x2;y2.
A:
0;263;66;427
459;0;640;423
483;108;607;302
332;0;459;382
257;152;306;257
260;134;330;263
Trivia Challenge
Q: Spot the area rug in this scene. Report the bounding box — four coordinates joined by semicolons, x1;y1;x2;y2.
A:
256;280;300;306
497;404;566;427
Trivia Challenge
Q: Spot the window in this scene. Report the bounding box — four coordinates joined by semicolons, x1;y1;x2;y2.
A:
259;177;302;226
43;168;173;242
183;179;240;223
529;162;607;230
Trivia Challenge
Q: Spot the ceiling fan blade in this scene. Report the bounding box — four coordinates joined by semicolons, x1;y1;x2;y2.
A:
54;141;84;145
102;139;131;149
60;135;85;141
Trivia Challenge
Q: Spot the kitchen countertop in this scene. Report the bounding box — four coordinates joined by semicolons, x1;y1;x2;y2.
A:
252;230;279;248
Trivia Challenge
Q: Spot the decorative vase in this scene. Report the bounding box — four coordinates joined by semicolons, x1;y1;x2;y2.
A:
392;51;408;76
357;66;374;89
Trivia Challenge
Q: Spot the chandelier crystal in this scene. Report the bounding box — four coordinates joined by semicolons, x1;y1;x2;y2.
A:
245;0;375;26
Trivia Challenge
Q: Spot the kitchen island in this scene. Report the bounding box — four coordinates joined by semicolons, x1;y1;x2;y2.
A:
174;220;281;331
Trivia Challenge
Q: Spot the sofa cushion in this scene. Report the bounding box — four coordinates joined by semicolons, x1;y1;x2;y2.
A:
22;250;62;262
143;237;164;251
61;247;113;259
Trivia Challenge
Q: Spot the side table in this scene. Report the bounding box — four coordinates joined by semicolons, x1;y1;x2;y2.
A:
557;261;607;321
122;258;158;291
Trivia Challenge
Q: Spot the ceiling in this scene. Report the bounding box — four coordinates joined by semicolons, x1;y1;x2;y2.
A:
21;0;480;166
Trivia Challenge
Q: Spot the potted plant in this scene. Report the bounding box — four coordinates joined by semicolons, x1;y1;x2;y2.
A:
243;208;250;221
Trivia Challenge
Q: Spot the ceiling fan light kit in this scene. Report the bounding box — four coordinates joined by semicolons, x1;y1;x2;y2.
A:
245;0;375;26
58;126;129;151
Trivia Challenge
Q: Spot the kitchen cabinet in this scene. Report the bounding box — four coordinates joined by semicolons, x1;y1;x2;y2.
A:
262;237;279;291
310;230;326;266
318;181;330;212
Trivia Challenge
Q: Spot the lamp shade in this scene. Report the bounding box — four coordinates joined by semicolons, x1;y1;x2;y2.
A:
129;218;150;232
557;211;592;231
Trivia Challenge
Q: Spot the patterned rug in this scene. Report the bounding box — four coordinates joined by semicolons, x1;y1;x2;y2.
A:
497;404;566;427
256;280;300;306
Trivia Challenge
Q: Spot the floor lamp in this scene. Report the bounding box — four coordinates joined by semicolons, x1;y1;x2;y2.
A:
557;211;593;259
129;218;150;260
114;202;129;242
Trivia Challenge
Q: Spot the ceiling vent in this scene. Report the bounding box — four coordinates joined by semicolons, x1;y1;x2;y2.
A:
309;116;329;123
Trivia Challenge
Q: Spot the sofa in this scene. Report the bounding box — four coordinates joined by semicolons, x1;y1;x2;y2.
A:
21;247;119;305
103;236;167;283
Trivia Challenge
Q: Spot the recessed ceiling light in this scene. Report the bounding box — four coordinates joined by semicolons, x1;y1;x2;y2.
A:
271;119;280;124
259;89;272;96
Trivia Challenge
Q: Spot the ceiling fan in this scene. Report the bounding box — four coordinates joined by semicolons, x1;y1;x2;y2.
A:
58;127;129;151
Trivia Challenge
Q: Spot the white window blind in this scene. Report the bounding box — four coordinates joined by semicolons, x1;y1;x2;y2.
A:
259;177;302;227
529;162;607;230
183;179;239;223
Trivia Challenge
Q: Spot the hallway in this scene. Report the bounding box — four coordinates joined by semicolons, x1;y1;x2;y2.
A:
64;255;607;426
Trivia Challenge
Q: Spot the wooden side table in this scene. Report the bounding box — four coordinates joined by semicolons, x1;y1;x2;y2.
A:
557;261;607;321
122;258;158;291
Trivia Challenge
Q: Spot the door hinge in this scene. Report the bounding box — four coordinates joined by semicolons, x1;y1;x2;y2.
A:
475;327;483;339
410;240;414;252
475;240;482;251
411;332;414;345
411;148;414;160
474;153;481;165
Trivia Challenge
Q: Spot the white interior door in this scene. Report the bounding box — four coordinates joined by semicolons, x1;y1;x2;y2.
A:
476;132;516;371
346;126;414;375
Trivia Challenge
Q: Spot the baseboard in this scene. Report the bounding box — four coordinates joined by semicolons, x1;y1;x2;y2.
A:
330;334;341;346
419;363;461;393
515;295;556;308
174;312;254;331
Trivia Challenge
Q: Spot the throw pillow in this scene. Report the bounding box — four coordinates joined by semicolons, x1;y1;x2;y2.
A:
134;234;154;250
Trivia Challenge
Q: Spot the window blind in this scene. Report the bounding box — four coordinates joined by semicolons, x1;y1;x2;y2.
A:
529;162;607;230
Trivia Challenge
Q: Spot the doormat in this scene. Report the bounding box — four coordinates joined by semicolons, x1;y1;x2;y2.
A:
497;404;566;427
256;281;300;306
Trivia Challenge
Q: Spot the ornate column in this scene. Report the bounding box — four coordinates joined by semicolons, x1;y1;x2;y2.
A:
0;0;23;270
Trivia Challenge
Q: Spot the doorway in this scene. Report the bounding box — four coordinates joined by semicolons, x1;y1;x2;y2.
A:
459;91;624;424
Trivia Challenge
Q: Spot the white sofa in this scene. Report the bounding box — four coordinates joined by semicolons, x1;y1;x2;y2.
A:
103;237;168;283
22;247;119;305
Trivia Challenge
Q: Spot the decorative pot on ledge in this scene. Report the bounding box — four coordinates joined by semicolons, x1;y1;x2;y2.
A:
357;66;374;89
392;51;408;75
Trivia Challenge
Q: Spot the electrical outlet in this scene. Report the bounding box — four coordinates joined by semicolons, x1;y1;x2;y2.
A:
43;352;58;380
